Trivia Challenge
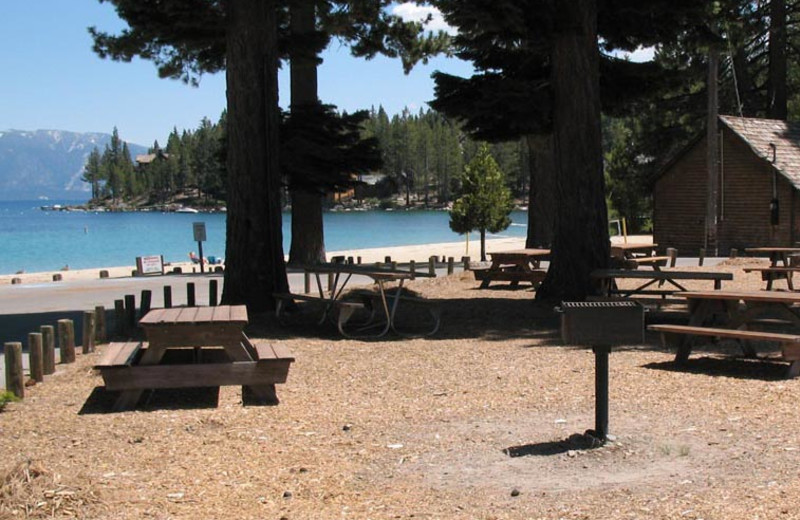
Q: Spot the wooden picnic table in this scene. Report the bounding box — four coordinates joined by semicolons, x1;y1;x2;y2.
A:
744;247;800;290
744;247;800;266
475;248;549;289
591;269;732;298
95;305;294;411
286;263;440;338
647;290;800;376
610;242;673;270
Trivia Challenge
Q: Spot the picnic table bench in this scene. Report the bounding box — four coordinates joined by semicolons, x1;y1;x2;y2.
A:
94;306;294;411
648;324;800;378
591;269;732;298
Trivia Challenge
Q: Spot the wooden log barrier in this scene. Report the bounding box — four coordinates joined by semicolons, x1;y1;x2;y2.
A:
28;332;44;383
385;255;392;264
124;294;136;335
82;310;96;354
163;286;173;308
462;256;471;271
94;305;106;343
187;282;196;307
209;279;218;306
40;325;55;375
447;257;454;275
114;299;125;338
57;319;76;364
429;256;437;276
4;342;24;398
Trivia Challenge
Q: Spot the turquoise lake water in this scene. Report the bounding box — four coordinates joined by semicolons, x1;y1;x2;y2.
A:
0;201;528;274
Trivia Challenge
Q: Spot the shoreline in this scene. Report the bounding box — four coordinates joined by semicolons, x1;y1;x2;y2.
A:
0;236;527;286
0;234;656;286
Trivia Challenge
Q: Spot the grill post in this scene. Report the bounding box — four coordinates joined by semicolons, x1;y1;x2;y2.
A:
558;300;645;443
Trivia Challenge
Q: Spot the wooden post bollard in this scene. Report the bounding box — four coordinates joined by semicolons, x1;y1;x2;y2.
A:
410;260;416;280
94;306;106;344
447;257;455;275
699;248;706;266
163;286;173;308
28;333;44;383
41;325;55;375
99;269;109;279
52;273;62;282
57;319;75;364
11;277;21;285
4;342;24;398
304;272;311;294
347;256;354;264
82;310;96;354
140;290;152;319
124;294;136;335
730;248;738;259
385;256;392;264
357;256;362;264
666;248;677;268
187;282;196;307
327;272;334;292
114;299;125;337
462;256;471;271
429;256;437;276
209;279;218;306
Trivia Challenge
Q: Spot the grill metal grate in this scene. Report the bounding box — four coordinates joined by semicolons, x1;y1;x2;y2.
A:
561;301;639;309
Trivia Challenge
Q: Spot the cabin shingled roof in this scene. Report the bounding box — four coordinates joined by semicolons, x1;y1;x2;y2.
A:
720;115;800;190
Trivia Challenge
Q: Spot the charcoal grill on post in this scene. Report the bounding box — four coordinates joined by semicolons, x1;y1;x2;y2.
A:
556;300;645;441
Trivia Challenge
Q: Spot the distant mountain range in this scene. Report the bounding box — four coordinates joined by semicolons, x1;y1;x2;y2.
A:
0;129;147;201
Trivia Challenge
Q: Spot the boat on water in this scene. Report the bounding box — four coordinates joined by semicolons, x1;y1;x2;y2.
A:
175;207;199;214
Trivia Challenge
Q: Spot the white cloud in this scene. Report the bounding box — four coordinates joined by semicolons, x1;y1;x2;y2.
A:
392;3;456;34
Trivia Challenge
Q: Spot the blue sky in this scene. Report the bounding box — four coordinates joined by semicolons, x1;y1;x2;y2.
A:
0;2;471;147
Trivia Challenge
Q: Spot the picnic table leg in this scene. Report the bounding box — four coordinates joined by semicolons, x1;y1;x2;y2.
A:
243;384;279;405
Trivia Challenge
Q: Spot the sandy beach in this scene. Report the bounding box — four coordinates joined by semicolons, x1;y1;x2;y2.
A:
5;237;788;519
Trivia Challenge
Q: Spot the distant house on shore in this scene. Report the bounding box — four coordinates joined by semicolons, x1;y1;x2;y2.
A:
135;151;170;165
653;115;800;256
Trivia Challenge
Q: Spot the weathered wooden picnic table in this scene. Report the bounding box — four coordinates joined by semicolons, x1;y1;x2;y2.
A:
275;263;440;338
474;249;549;289
744;247;800;290
94;305;294;411
591;269;732;298
647;290;800;377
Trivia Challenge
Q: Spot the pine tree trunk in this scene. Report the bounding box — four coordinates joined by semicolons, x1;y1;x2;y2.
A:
525;134;556;248
288;1;327;265
221;0;288;312
536;0;609;301
768;0;787;120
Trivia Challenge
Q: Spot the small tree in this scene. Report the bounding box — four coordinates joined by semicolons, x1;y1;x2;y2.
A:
449;144;513;261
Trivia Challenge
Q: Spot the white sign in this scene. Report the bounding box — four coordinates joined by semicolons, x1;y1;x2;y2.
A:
136;255;164;276
193;222;207;242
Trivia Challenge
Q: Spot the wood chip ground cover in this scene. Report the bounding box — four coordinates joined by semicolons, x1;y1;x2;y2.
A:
2;259;800;519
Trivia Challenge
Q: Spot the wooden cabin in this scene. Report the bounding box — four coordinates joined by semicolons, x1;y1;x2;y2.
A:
653;115;800;256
